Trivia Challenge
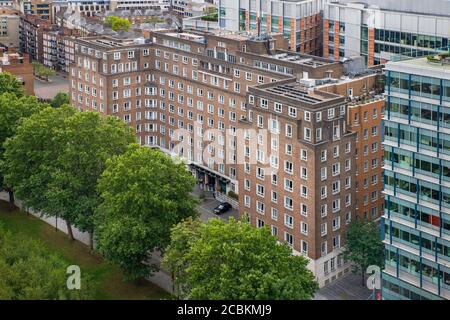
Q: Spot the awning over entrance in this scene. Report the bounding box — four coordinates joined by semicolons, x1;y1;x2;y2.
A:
189;163;230;184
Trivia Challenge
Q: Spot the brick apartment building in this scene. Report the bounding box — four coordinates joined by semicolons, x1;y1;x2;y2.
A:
318;66;385;223
42;27;79;72
19;14;51;61
0;46;34;95
68;29;382;287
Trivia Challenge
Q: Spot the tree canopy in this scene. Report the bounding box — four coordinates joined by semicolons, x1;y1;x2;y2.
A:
2;106;135;245
344;220;384;286
164;217;318;300
32;61;55;81
50;92;70;108
0;224;91;299
0;93;49;208
104;16;131;32
0;72;24;97
95;145;198;280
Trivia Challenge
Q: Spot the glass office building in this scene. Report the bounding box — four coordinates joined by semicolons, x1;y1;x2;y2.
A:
382;53;450;300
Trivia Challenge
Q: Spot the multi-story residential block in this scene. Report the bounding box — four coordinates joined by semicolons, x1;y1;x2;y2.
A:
382;53;450;300
240;78;356;286
0;8;20;48
68;29;383;287
318;64;385;223
42;27;79;72
323;0;450;66
0;46;34;95
19;14;51;61
218;0;323;55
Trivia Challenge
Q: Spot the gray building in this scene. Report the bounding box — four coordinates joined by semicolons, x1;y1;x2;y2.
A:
323;0;450;66
382;53;450;300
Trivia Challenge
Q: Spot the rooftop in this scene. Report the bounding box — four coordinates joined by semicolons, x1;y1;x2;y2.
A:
77;35;149;49
386;55;450;80
255;80;343;106
267;52;331;67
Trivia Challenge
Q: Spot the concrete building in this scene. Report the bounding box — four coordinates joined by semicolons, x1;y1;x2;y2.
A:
382;53;450;300
52;0;170;20
172;0;216;17
0;46;34;95
68;30;385;287
21;0;52;20
218;0;323;55
0;8;20;48
323;0;450;66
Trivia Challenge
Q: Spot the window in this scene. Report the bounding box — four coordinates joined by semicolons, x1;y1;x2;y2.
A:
316;128;322;141
333;235;340;249
271;208;278;221
284;161;293;174
300;149;307;161
321;223;327;236
321;242;328;257
297;239;307;256
321;150;327;162
332;163;340;176
333;146;339;158
321;167;327;181
304;128;311;141
286;124;293;138
285;232;294;247
321;186;327;199
304;111;311;122
284;196;293;211
301;204;308;217
301;185;307;197
256;201;265;214
301;222;308;235
328;108;335;119
321;204;327;217
284;214;294;228
332;199;340;213
332;217;340;231
301;167;307;180
284;179;293;192
274;102;282;113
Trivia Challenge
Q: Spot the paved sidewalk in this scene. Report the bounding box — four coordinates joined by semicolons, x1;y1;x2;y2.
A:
313;273;374;300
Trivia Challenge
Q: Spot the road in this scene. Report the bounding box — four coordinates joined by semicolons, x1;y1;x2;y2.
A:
34;72;69;100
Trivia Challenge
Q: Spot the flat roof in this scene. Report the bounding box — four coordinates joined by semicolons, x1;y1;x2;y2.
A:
267;52;331;67
262;82;338;104
386;56;450;80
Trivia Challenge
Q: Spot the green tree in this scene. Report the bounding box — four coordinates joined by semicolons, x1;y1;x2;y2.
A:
0;93;49;209
164;217;318;300
32;61;55;81
95;145;198;280
0;72;24;97
0;223;91;299
50;92;70;108
2;106;135;247
343;220;384;286
104;16;131;32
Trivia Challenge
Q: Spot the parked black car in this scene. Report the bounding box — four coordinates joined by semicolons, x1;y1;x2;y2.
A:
213;202;232;215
